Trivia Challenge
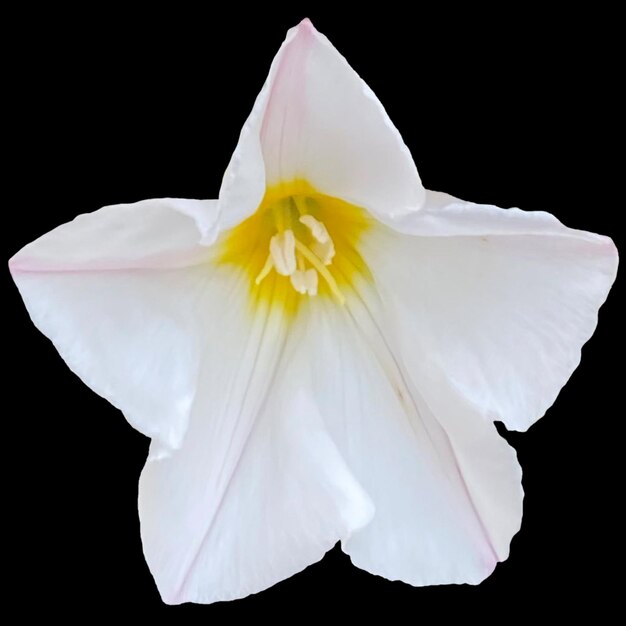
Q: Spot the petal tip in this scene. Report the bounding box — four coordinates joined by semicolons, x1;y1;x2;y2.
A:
606;235;619;258
8;252;24;275
297;17;316;31
291;17;319;41
596;235;619;278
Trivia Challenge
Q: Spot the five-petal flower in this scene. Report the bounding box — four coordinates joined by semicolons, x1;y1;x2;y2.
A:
9;19;618;604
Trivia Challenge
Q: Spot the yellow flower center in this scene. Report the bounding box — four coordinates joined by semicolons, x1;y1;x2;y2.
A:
217;180;372;314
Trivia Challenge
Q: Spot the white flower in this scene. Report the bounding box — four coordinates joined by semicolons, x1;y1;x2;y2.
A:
9;19;618;605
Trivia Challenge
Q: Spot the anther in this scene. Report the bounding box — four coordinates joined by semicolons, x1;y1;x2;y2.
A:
290;268;318;296
299;215;335;264
269;230;296;276
299;215;330;243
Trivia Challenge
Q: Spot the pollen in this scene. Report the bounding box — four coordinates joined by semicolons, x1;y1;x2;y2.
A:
217;180;372;313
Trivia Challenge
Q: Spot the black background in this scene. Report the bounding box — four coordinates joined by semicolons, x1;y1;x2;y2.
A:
6;6;622;621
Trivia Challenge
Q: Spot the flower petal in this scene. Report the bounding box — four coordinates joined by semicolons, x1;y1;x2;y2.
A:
305;300;522;585
9;198;220;451
365;191;618;431
139;307;374;604
218;19;424;230
10;197;219;272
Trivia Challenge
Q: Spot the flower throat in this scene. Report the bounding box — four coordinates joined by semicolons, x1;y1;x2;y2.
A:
217;180;372;312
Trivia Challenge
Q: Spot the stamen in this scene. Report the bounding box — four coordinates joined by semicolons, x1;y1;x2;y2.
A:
294;240;345;304
290;268;318;296
219;181;371;310
255;254;274;285
311;239;335;265
297;251;306;272
299;215;330;243
305;269;319;295
269;230;296;276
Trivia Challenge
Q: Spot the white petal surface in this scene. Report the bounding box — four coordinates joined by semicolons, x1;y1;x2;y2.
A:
139;302;374;604
11;197;219;272
9;198;220;450
218;19;424;230
365;190;618;431
304;299;522;585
